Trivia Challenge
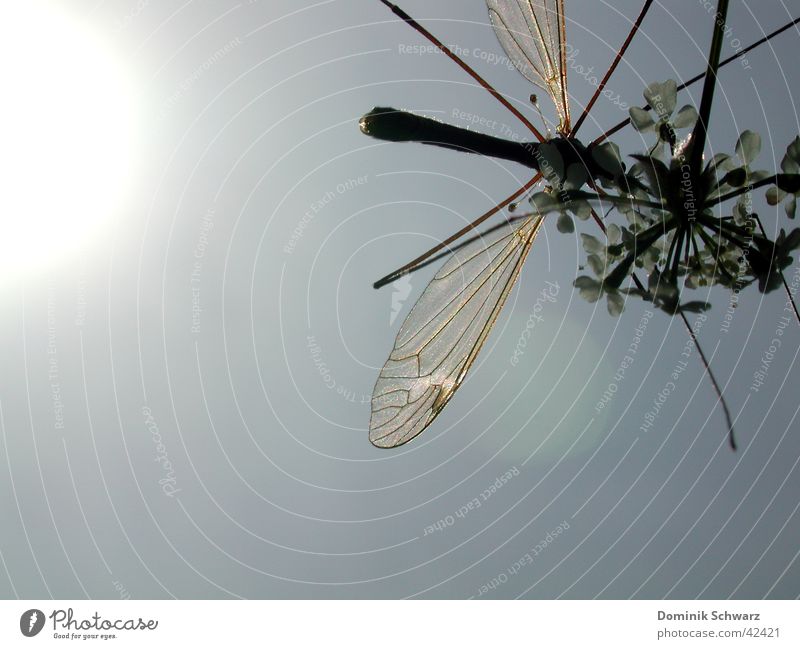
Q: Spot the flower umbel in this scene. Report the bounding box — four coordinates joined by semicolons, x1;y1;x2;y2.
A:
528;80;800;318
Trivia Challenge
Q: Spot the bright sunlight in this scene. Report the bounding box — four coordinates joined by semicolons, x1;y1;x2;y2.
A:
0;2;139;278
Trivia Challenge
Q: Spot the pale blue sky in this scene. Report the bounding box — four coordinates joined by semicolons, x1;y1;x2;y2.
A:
1;0;799;599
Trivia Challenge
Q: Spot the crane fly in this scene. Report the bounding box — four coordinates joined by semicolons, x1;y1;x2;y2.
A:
361;0;622;448
361;0;800;448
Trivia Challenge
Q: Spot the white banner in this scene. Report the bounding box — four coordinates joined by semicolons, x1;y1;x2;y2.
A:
0;600;797;647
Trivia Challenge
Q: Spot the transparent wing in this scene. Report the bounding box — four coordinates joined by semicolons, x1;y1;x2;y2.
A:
486;0;570;133
369;215;544;448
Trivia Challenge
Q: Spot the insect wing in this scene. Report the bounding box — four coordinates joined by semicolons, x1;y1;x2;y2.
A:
486;0;570;132
369;215;544;448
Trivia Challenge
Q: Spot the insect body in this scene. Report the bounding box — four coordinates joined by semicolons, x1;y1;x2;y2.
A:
363;0;632;447
362;0;800;448
359;107;619;183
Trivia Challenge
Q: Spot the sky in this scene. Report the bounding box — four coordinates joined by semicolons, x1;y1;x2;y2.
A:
1;0;799;599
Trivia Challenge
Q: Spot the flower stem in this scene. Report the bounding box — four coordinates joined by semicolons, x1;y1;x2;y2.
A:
703;219;752;249
677;309;737;450
689;0;730;175
708;173;782;208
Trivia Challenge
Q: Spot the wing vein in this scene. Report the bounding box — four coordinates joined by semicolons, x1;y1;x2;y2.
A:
370;216;544;447
486;0;570;131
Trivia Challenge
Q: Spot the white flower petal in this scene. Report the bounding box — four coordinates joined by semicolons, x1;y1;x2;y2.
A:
591;142;625;177
581;233;603;253
786;136;800;165
574;277;602;303
766;186;786;205
644;80;677;119
531;192;560;214
587;253;606;277
786;195;797;219
735;130;762;165
557;211;575;233
606;292;625;317
781;152;800;175
571;198;593;220
629;106;655;131
748;169;770;184
672;105;698;129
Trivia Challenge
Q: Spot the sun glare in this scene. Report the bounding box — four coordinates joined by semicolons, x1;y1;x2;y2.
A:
0;2;139;278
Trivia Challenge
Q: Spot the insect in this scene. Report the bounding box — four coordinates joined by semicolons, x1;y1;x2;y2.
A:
361;0;800;448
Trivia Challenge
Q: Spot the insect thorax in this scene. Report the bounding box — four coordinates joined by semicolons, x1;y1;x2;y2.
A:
532;137;620;188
